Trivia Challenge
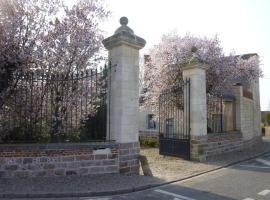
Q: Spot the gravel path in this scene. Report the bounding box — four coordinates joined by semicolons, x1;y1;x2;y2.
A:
140;137;270;182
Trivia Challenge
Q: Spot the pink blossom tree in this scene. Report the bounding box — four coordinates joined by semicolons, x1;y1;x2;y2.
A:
142;33;262;108
0;0;110;142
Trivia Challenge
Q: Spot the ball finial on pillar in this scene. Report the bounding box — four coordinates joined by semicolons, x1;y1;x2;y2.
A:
120;17;128;26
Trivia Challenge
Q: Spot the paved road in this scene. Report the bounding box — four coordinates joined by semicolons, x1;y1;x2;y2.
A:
4;153;270;200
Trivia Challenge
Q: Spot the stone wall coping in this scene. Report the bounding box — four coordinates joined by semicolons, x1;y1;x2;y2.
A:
207;131;242;139
0;142;118;151
139;129;159;133
182;62;208;71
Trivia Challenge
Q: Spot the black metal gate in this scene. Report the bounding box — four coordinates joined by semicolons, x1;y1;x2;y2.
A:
159;78;190;159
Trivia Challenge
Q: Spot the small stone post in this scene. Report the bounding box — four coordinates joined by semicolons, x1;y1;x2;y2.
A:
182;48;208;161
102;17;146;174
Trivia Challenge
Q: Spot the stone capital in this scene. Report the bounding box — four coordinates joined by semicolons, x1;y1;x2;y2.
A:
182;62;208;71
102;17;146;50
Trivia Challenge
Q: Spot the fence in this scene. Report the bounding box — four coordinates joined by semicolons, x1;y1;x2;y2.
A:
207;93;223;133
0;66;109;143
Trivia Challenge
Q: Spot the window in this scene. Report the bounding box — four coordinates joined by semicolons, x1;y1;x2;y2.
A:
147;114;156;129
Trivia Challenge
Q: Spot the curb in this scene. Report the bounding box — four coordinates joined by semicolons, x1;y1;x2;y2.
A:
1;150;270;199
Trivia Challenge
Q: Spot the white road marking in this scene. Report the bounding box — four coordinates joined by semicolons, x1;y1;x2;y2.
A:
81;198;111;200
174;198;182;200
239;164;270;169
242;198;254;200
255;158;270;166
155;189;196;200
258;189;270;196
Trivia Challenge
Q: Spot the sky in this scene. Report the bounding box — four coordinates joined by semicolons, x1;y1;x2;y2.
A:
97;0;270;110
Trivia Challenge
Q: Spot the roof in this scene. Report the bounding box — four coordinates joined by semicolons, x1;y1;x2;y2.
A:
235;53;258;60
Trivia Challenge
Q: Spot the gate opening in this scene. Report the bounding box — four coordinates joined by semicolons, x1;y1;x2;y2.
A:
159;78;190;160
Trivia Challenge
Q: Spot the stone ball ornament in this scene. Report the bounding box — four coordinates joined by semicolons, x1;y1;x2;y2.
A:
120;16;128;26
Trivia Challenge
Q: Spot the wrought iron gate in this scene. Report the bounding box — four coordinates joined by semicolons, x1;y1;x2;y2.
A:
159;78;190;160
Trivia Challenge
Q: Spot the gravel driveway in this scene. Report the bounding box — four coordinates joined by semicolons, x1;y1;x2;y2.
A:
140;138;270;182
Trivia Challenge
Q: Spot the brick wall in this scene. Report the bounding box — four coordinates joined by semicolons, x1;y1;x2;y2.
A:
0;142;119;178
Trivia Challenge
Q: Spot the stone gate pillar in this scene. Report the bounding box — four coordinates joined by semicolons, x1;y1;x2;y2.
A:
182;49;208;161
102;17;146;174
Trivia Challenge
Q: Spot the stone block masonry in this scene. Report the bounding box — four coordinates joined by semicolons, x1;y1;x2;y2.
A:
190;133;262;161
139;130;159;140
0;142;120;178
119;142;140;174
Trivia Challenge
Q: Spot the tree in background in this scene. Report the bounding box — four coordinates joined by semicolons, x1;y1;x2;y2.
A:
0;0;110;142
142;33;262;108
0;0;109;95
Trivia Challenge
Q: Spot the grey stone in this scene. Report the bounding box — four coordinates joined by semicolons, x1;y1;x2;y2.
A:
105;166;118;173
36;171;47;177
119;166;130;174
133;142;140;148
102;160;117;165
130;165;139;174
56;162;67;168
67;162;81;169
28;164;39;170
66;170;77;176
78;168;88;175
43;163;55;170
39;157;48;163
23;158;33;164
5;165;18;170
119;149;129;155
81;161;101;167
14;171;30;178
119;154;138;162
89;166;104;173
94;155;107;160
108;153;118;159
54;169;65;176
130;148;140;154
120;161;128;168
62;156;75;162
0;158;5;165
119;143;134;149
15;158;22;164
75;155;94;161
0;171;7;178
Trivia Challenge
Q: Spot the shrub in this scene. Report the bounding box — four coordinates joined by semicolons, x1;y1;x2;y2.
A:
266;113;270;126
139;137;159;148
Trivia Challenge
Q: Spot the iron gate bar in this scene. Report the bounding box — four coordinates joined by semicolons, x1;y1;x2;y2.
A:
207;92;224;134
159;78;190;160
